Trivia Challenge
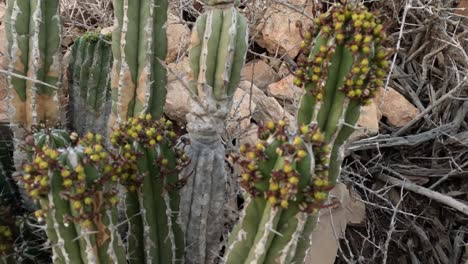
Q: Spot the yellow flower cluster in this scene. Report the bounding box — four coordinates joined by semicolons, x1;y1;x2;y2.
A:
235;121;334;212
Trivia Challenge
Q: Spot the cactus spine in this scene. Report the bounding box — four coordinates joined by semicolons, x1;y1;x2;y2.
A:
182;1;248;263
5;0;63;165
68;33;113;136
225;3;390;263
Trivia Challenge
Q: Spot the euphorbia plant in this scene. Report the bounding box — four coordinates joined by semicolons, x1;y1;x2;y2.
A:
225;2;391;263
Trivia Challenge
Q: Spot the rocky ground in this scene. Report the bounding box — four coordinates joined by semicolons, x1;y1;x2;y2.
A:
1;0;468;263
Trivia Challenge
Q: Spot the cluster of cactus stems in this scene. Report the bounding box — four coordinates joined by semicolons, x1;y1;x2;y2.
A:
18;114;187;263
225;2;391;263
5;0;63;165
69;32;113;136
181;0;249;262
20;128;127;264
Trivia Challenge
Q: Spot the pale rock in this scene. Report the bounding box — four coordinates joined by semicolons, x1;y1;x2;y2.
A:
255;0;312;58
100;25;114;36
266;74;303;114
306;183;366;264
241;59;279;90
238;81;294;124
456;0;468;15
238;124;259;147
165;58;192;124
167;56;191;83
167;14;191;63
227;89;256;135
374;87;420;127
349;101;381;141
278;62;292;79
63;27;85;48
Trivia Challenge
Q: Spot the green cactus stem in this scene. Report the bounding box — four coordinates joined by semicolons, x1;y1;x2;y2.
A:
109;0;168;127
182;1;248;263
226;2;391;263
5;0;63;166
20;131;128;264
225;121;332;263
110;114;187;263
68;33;113;136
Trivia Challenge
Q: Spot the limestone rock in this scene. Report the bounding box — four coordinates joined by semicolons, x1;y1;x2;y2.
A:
100;25;114;36
241;59;279;90
167;14;191;63
456;0;468;15
349;101;381;141
255;0;312;58
238;81;294;124
227;89;256;135
306;183;366;264
266;74;303;114
165;58;192;124
238;124;259;147
374;87;420;127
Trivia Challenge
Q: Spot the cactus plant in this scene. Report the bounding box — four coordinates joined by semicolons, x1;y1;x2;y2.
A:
109;0;168;126
68;32;113;136
110;114;187;264
225;2;391;263
109;1;188;263
5;0;63;166
19;129;127;264
181;0;249;263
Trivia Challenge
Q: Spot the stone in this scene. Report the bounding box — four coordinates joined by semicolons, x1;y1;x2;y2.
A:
227;89;257;135
241;59;279;90
306;183;366;264
63;27;85;48
238;124;259;147
167;14;191;64
374;87;420;127
349;101;381;141
100;25;114;36
165;58;192;124
266;74;303;114
238;81;295;124
456;0;468;15
255;0;312;58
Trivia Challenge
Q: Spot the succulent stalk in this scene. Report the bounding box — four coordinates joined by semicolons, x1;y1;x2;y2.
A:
181;0;248;263
68;33;113;136
5;0;63;166
109;0;168;126
110;1;187;263
110;115;187;264
20;130;128;264
225;3;391;263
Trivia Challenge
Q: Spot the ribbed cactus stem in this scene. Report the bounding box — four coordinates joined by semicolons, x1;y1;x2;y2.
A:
183;2;248;263
5;0;63;166
21;131;127;264
110;115;186;264
290;3;391;261
110;0;168;127
227;4;390;260
69;33;112;135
